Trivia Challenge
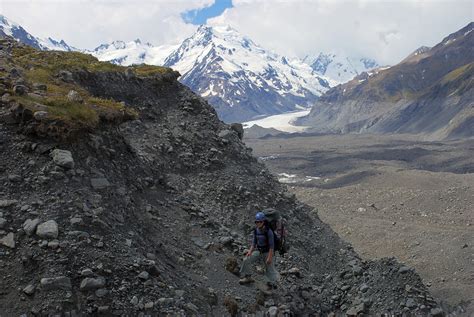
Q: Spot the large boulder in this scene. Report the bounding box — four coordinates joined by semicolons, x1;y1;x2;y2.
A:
23;218;40;236
36;220;59;239
40;276;72;291
51;149;74;169
230;123;244;140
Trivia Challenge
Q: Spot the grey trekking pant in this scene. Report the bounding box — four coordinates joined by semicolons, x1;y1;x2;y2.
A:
240;250;278;283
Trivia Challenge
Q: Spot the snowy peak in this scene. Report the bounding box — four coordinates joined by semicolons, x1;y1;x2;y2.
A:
303;52;379;84
0;14;75;51
90;39;178;66
162;24;331;121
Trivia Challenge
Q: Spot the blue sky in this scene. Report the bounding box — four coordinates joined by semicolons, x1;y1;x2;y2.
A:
182;0;233;25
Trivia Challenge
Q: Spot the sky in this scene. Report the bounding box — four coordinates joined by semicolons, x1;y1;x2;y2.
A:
0;0;472;65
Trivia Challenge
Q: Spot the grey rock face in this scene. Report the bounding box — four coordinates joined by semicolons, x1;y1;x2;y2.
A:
40;276;72;291
51;149;74;169
36;220;59;239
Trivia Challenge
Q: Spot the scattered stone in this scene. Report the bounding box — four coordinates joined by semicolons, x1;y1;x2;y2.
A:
218;130;235;141
346;303;366;316
36;220;59;239
0;200;17;208
51;149;75;169
288;267;301;277
138;271;150;280
23;284;35;295
0;232;15;248
33;83;47;91
48;240;59;249
144;302;154;309
430;308;444;317
225;256;239;274
33;111;49;121
230;123;244;140
359;283;369;293
23;218;40;236
80;277;106;291
58;70;73;82
0;217;6;229
267;306;278;317
70;217;83;226
91;178;111;189
81;268;94;276
67;90;83;103
406;298;417;308
40;276;72;291
13;85;28;96
95;288;108;298
398;266;411;274
8;174;22;183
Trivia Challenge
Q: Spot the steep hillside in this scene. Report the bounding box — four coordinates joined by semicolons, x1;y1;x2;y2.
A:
298;23;474;139
0;37;446;315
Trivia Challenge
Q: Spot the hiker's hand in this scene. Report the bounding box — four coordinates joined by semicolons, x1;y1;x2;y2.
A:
246;250;253;257
266;256;272;264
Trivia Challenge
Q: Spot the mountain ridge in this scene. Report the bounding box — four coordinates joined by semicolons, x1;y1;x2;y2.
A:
297;22;474;140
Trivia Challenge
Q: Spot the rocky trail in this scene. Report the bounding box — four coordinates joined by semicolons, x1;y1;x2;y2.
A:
0;37;453;316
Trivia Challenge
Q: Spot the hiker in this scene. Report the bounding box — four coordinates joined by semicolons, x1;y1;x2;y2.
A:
239;211;278;287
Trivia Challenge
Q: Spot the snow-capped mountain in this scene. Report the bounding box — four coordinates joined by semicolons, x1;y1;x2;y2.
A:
0;14;76;51
302;52;379;84
162;25;331;122
1;13;332;122
91;39;178;66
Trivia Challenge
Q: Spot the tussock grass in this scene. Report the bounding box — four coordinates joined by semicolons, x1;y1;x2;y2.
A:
7;44;149;134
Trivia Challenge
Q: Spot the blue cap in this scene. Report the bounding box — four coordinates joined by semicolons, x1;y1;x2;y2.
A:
255;212;265;221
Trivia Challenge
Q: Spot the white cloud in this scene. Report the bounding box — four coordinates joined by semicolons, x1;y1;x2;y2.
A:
0;0;212;49
0;0;472;64
208;0;473;64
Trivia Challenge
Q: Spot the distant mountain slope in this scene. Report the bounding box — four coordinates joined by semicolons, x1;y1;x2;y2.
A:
0;14;76;51
302;52;379;83
298;22;474;140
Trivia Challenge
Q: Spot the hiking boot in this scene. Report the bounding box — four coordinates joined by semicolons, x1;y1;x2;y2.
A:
239;276;254;285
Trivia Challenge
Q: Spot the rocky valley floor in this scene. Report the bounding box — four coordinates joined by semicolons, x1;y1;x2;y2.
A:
245;133;474;315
